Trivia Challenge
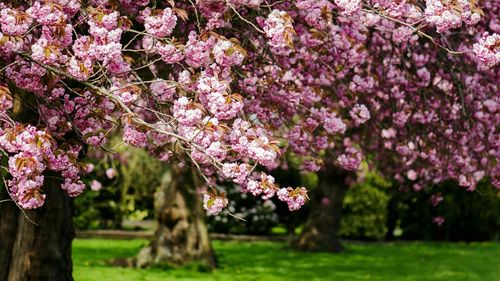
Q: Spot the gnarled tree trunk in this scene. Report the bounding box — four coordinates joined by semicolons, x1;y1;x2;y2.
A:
0;177;74;281
135;166;216;268
294;169;349;252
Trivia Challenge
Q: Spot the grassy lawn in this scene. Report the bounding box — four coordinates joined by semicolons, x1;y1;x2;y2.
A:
73;239;500;281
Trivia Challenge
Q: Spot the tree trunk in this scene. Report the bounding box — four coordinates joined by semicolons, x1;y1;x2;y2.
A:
385;190;398;241
135;166;216;268
0;181;19;281
0;177;74;281
294;169;349;252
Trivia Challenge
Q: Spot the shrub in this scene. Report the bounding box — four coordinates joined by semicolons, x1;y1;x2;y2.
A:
389;180;500;241
339;172;390;240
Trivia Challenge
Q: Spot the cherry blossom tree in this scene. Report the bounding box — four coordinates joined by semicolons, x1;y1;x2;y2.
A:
0;0;304;277
0;0;498;279
236;0;499;252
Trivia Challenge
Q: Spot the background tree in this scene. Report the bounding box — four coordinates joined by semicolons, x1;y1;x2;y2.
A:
76;146;217;268
234;0;499;251
136;165;216;268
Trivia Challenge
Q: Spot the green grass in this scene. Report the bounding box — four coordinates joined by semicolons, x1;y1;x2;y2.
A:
73;239;500;281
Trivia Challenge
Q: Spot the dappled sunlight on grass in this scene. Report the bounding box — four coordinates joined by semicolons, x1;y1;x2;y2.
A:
73;239;500;281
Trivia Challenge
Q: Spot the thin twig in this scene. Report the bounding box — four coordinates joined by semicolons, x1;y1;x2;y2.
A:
226;0;265;34
362;7;466;55
226;210;247;222
1;175;39;226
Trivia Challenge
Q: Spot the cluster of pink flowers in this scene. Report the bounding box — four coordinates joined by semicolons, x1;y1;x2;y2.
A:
123;125;148;148
350;104;371;126
337;147;362;171
142;8;177;38
247;173;277;200
27;1;67;25
197;73;243;120
430;193;444;206
222;163;250;185
0;86;13;112
295;0;334;30
70;7;129;78
263;10;295;49
277;187;309;211
150;80;176;102
5;60;47;94
318;109;347;135
156;42;184;64
0;124;84;209
212;38;246;68
424;0;481;33
229;119;280;168
172;97;204;126
432;216;445;226
220;168;309;211
203;190;229;215
184;32;216;68
0;8;32;36
334;0;361;16
472;32;500;67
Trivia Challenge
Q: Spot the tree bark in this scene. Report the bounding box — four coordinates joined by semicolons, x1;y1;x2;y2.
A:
0;181;19;281
293;169;349;252
135;166;216;268
0;177;74;281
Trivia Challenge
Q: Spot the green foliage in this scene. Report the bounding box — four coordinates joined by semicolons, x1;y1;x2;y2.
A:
114;146;164;221
75;143;165;230
339;171;391;240
74;182;123;230
389;180;500;241
73;238;500;281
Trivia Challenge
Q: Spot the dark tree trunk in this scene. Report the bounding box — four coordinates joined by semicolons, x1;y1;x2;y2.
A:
0;177;74;281
0;181;19;281
294;169;349;252
385;191;398;241
135;166;216;268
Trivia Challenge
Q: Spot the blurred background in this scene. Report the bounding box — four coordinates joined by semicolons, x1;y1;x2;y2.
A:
72;145;500;281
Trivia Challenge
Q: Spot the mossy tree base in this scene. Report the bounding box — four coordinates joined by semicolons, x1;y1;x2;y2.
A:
135;166;216;269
